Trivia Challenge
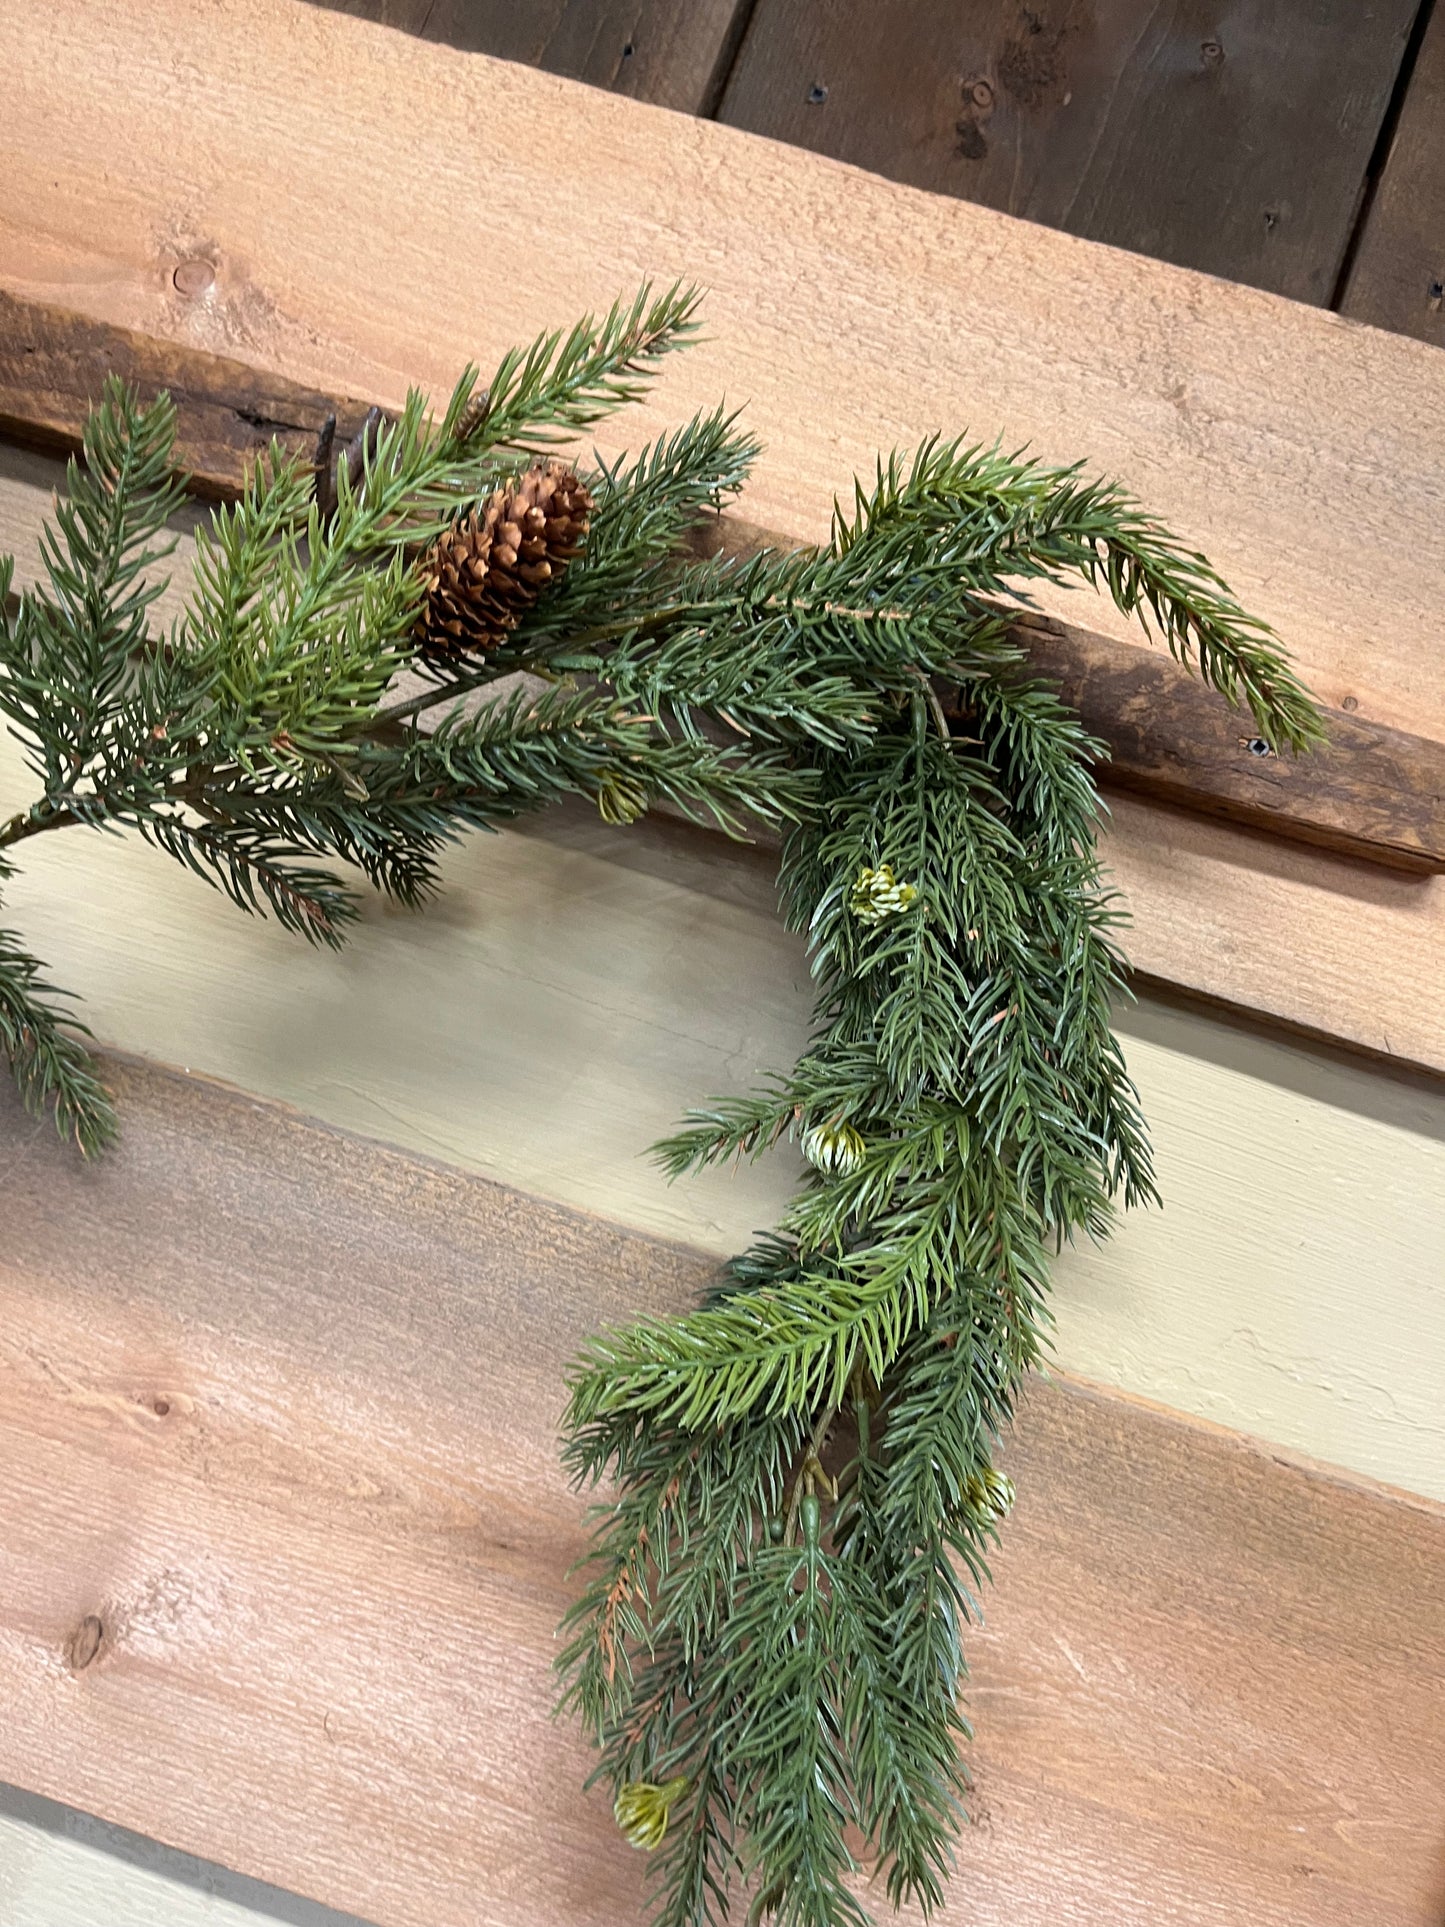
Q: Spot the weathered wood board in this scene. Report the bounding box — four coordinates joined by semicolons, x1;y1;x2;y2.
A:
1;1056;1441;1927
719;0;1418;305
1;0;1443;1072
309;0;750;113
8;288;1444;872
1341;0;1445;351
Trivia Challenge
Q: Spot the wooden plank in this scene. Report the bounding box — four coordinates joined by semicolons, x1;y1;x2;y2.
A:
3;672;1444;1505
1;1056;1441;1927
7;291;1443;873
0;0;1443;1063
719;0;1418;305
1340;0;1445;350
0;290;375;500
307;0;750;114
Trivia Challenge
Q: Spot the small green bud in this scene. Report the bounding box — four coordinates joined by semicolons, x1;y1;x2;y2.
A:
596;768;650;826
802;1119;866;1177
964;1464;1016;1522
766;1515;785;1544
800;1492;822;1546
614;1775;689;1852
849;864;918;924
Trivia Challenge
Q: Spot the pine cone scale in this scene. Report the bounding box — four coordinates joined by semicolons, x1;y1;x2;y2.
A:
419;460;593;657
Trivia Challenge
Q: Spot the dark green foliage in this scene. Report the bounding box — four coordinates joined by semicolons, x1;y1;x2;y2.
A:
0;289;1319;1927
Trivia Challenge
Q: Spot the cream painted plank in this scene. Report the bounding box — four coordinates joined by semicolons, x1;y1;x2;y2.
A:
0;1786;373;1927
5;398;1445;1079
2;709;1442;1499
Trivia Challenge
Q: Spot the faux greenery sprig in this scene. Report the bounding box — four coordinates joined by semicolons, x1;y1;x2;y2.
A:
0;285;1321;1927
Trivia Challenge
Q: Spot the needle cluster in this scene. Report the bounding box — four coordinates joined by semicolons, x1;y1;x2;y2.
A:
0;287;1320;1926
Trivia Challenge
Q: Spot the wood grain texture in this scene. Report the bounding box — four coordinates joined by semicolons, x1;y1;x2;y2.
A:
1341;0;1445;349
0;0;1442;1068
1;1055;1441;1927
308;0;750;113
719;0;1418;305
0;289;376;499
3;680;1443;1501
8;295;1444;872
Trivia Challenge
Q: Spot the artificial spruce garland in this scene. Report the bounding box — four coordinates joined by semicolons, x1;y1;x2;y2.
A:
0;286;1322;1927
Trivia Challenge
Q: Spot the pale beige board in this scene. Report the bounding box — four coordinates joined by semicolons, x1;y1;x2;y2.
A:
2;1058;1442;1927
2;704;1443;1500
0;1786;373;1927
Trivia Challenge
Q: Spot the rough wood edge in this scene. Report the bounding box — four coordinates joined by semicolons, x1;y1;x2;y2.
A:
3;288;1442;873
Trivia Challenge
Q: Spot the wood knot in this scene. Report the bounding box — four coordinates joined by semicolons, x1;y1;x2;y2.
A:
66;1614;104;1672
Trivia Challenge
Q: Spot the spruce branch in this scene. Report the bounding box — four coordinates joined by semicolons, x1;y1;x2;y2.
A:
0;291;1323;1927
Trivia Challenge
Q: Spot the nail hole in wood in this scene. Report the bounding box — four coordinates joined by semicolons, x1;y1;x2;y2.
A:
1245;736;1274;758
621;41;633;58
807;82;828;105
1341;695;1359;713
1428;280;1444;313
153;1397;171;1417
173;258;216;298
66;1615;104;1672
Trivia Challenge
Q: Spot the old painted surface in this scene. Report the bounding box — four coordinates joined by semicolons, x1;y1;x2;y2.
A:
0;1057;1441;1927
1;701;1443;1499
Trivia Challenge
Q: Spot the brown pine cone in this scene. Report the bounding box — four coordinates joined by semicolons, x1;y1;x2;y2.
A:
418;460;594;656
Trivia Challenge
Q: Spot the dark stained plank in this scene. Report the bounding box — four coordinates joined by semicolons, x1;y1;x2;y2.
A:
719;0;1419;305
0;1054;1442;1926
0;289;375;502
309;0;752;114
5;288;1445;875
689;515;1445;874
1000;609;1445;874
1340;0;1445;348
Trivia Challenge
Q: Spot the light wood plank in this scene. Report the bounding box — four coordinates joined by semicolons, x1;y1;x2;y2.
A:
0;0;1442;1072
11;296;1445;873
1;1057;1441;1927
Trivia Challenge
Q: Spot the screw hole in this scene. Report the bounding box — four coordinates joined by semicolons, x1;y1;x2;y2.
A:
153;1398;171;1417
1428;279;1444;312
1246;736;1274;759
621;41;634;58
807;82;828;105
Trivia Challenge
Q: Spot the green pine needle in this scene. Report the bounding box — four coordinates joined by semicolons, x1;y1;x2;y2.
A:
0;293;1322;1924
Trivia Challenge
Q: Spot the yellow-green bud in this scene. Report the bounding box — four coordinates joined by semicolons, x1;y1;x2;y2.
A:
614;1775;689;1852
964;1465;1016;1522
596;769;649;826
802;1119;866;1177
850;864;918;924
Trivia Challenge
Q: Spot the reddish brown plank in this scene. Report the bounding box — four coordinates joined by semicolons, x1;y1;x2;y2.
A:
719;0;1418;306
0;1055;1441;1926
